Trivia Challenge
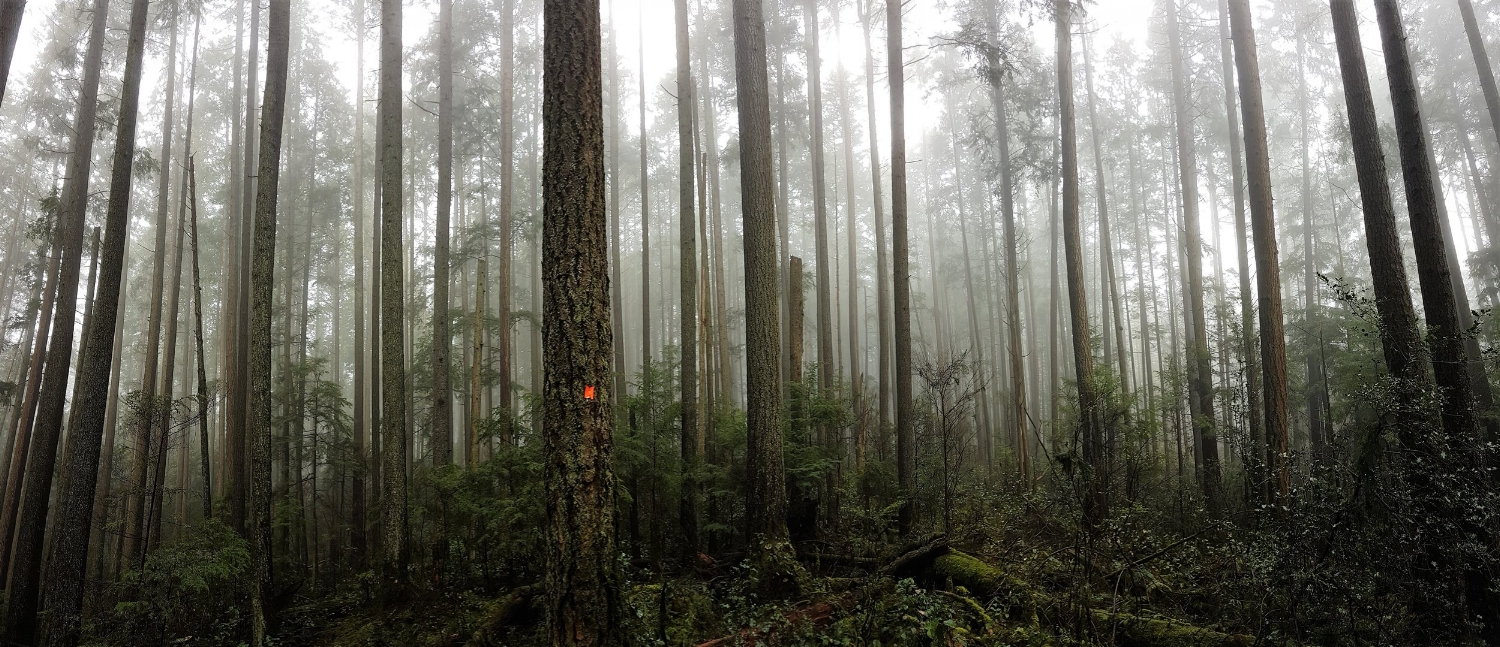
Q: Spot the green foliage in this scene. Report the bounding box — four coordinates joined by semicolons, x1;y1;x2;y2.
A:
93;520;250;646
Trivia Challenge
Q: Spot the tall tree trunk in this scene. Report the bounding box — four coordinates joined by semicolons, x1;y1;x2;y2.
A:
541;0;623;636
1343;4;1496;638
639;14;651;371
1215;0;1261;503
228;0;263;538
1295;33;1326;458
433;0;453;470
1459;0;1500;154
803;0;834;449
2;0;121;636
1166;0;1220;514
498;0;515;423
350;0;368;570
608;0;626;407
126;4;182;570
891;0;916;537
674;0;699;561
431;0;454;579
1056;0;1103;527
189;157;213;522
30;0;149;639
732;0;791;561
245;0;289;639
859;0;890;450
833;4;862;466
988;12;1028;482
379;0;410;600
1226;0;1289;500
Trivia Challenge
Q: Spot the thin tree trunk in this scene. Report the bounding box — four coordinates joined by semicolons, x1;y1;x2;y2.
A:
189;157;212;522
859;0;890;449
674;0;699;561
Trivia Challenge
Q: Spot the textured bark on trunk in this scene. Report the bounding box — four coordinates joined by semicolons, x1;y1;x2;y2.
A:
1227;0;1289;501
5;0;127;638
29;0;141;639
379;0;409;601
891;0;916;536
732;0;790;552
541;0;623;636
246;0;290;640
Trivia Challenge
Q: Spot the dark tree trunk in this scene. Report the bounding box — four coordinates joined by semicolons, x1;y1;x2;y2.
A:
1056;0;1103;527
731;0;790;554
246;0;290;640
891;0;916;536
1216;0;1262;504
379;0;410;600
432;0;453;470
541;0;623;636
3;0;122;637
1227;0;1289;501
1459;0;1500;153
351;0;368;570
674;0;700;561
431;0;454;578
189;157;213;522
28;0;145;640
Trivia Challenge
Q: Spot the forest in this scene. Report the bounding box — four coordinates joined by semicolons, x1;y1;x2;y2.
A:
0;0;1499;643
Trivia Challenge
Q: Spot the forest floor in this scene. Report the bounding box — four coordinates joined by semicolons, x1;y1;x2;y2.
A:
268;493;1262;646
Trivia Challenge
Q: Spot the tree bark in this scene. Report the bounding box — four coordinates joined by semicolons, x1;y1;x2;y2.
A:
380;0;410;600
29;0;147;640
433;0;453;471
245;0;289;640
674;0;700;561
1459;0;1500;154
541;0;623;636
1226;0;1289;500
891;0;916;537
732;0;790;551
1057;0;1104;527
189;157;212;522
